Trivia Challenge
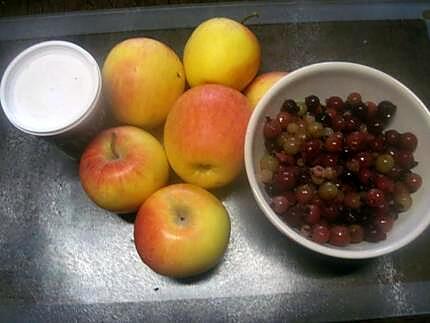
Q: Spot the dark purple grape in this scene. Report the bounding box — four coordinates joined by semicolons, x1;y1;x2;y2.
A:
385;129;400;146
344;115;361;132
282;99;299;114
315;112;332;127
377;101;396;124
359;168;374;185
342;170;357;183
351;102;368;120
365;226;387;242
399;132;418;152
369;136;384;152
367;120;384;134
305;95;320;112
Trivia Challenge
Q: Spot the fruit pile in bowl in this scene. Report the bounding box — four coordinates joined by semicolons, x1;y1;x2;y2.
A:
245;62;430;259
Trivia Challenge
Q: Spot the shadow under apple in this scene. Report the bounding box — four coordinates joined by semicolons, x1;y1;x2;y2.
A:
169;260;223;285
117;211;137;224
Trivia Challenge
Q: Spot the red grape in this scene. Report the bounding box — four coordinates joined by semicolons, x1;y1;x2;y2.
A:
329;226;351;246
399;132;418;152
367;189;385;207
404;172;422;193
305;204;321;224
312;224;330;244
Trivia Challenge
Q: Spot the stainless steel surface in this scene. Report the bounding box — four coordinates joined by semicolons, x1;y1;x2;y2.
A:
1;2;430;322
1;1;430;41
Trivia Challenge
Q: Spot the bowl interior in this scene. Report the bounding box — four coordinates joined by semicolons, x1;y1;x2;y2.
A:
246;62;430;258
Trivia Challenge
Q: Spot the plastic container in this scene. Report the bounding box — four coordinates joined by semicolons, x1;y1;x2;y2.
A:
0;40;105;158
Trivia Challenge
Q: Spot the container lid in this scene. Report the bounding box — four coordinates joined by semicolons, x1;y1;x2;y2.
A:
0;40;101;135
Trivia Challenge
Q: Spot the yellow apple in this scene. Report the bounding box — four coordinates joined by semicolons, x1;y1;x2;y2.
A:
164;84;251;189
134;183;231;278
244;71;288;109
79;126;169;213
102;38;185;128
183;17;261;91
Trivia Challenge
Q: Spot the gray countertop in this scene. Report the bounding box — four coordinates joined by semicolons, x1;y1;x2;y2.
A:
1;1;430;322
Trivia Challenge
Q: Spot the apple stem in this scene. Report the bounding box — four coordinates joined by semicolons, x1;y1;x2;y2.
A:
110;132;120;160
241;12;259;25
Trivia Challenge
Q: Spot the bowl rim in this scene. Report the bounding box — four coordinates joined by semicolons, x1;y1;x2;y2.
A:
244;61;430;259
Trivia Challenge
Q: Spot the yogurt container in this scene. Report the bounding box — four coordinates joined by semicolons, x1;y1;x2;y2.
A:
0;40;106;159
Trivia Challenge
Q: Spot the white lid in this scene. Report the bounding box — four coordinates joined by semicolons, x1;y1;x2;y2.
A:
0;41;101;135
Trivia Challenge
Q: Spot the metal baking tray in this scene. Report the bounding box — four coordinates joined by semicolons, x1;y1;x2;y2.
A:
1;1;430;322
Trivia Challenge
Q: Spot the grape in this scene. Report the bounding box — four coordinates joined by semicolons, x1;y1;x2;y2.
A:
260;154;279;172
399;132;418;152
318;181;338;200
367;189;385;207
325;133;343;152
326;96;344;110
312;224;330;244
347;92;362;106
305;95;320;112
295;184;315;205
271;196;291;214
264;117;282;139
305;204;321;224
385;129;400;146
282;99;299;114
404;172;422;193
329;226;351;246
344;192;362;208
394;192;412;211
375;154;394;174
377;101;396;124
349;224;364;243
277;112;293;129
365;226;387;242
283;136;301;155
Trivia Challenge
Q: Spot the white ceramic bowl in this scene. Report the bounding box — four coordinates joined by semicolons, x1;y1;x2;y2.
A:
245;62;430;259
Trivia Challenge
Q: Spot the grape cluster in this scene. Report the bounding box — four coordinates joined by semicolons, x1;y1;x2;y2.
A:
260;93;422;246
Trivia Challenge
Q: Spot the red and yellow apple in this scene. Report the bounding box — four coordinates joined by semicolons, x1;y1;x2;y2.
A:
164;84;251;189
183;17;261;91
102;37;185;129
134;183;230;278
79;126;169;213
244;71;288;109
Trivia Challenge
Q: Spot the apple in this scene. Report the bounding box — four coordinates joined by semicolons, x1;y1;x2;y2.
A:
164;84;251;189
102;38;185;129
183;17;261;91
244;71;288;109
79;126;169;213
134;183;231;278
